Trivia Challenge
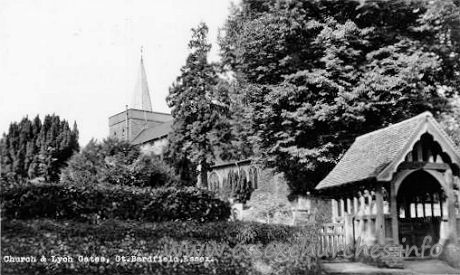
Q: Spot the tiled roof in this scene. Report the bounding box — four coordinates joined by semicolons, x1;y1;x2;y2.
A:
316;112;438;190
131;120;173;145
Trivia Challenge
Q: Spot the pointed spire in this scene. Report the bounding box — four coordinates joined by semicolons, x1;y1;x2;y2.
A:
131;47;153;112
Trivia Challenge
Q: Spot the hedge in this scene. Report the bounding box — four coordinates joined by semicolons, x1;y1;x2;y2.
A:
1;219;321;275
0;183;231;223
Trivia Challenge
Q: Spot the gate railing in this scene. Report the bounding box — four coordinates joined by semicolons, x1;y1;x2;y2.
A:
319;222;346;253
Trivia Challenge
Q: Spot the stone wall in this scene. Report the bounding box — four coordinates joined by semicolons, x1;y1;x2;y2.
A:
207;161;330;225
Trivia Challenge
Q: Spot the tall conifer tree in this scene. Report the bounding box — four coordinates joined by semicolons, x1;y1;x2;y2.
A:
166;22;228;187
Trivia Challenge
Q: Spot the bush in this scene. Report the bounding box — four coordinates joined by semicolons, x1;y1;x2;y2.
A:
0;220;254;275
1;219;321;275
1;183;231;223
60;138;178;187
129;155;178;187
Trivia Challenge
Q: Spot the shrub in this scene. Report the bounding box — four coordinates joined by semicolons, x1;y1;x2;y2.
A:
1;183;231;223
1;219;321;275
60;138;178;187
129;155;178;187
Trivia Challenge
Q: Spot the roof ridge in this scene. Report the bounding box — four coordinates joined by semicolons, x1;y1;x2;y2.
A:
356;111;432;140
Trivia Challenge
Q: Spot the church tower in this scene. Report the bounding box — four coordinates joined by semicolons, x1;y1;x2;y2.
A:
108;50;172;142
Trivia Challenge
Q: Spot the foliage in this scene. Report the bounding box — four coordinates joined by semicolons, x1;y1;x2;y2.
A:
244;192;293;224
60;138;178;188
440;97;460;147
166;22;230;187
215;79;256;161
1;219;320;275
1;183;231;223
219;0;460;196
0;115;79;182
225;169;254;203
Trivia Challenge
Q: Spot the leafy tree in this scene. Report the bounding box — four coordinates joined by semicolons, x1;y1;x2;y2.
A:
440;97;460;147
61;138;178;187
0;115;79;183
219;0;460;196
166;22;229;187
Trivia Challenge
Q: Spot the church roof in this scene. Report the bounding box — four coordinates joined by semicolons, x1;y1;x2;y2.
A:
131;56;153;112
316;111;460;190
131;120;173;145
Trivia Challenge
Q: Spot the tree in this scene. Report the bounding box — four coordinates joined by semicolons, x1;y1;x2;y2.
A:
0;115;79;183
60;138;178;187
166;22;229;187
219;0;460;196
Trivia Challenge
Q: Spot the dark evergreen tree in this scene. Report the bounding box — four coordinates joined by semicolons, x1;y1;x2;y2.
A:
0;115;79;183
166;22;230;187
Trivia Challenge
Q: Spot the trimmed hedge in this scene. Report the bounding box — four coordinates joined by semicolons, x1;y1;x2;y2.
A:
0;183;231;222
1;219;320;275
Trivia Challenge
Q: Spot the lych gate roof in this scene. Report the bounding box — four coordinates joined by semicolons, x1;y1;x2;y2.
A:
316;112;460;190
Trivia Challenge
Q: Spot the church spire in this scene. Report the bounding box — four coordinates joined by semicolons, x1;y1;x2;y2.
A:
131;47;153;112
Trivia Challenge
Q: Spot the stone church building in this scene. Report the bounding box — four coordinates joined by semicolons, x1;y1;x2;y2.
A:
108;54;300;224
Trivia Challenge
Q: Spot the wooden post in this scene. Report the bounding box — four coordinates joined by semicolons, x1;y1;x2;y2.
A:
367;190;376;244
367;190;373;216
422;196;426;218
440;192;444;217
446;171;458;242
353;196;359;215
375;187;385;245
359;192;366;214
332;199;338;222
344;214;354;246
390;181;399;244
448;194;458;242
347;197;353;215
430;193;435;217
340;199;345;218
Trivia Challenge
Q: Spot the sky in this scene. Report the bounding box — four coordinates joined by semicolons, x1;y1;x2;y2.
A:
0;0;238;146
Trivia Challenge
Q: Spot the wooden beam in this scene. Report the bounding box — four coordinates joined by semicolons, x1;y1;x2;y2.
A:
390;181;399;244
353;197;359;215
445;171;458;242
366;190;372;215
332;199;338;221
398;161;449;171
347;197;353;215
340;199;345;217
430;193;434;217
375;187;385;245
440;192;444;217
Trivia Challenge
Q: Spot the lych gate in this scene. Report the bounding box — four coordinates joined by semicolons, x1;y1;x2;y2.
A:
316;112;460;249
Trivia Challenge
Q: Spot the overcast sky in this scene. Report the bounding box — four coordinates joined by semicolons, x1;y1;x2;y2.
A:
0;0;237;146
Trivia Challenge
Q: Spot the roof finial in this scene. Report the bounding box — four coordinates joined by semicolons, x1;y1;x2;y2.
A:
140;46;144;62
